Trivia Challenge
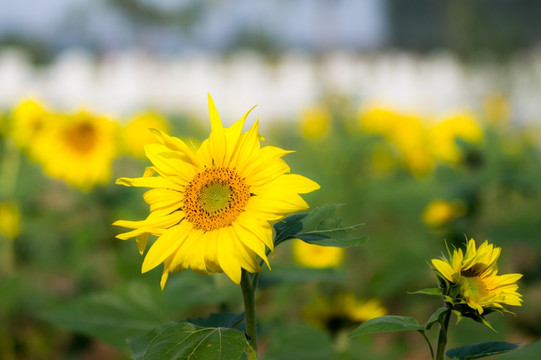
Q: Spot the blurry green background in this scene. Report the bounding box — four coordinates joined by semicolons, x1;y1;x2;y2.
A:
0;1;540;359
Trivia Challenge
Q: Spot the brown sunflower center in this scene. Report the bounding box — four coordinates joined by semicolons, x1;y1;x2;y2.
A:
63;122;98;154
183;167;250;231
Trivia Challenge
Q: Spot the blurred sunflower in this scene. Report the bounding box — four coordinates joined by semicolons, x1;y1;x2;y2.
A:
431;238;522;316
429;112;483;163
120;112;170;158
33;110;117;190
422;199;466;228
298;105;332;140
292;239;344;268
114;95;319;288
10;98;51;154
0;201;21;240
303;292;387;335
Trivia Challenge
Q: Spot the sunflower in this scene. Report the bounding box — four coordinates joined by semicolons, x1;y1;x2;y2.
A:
292;239;344;268
114;95;320;288
120;112;170;158
431;238;522;315
9;98;51;153
303;292;387;335
422;199;466;228
33;110;117;190
0;201;21;240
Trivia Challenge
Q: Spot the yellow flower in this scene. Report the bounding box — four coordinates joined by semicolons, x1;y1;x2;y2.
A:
422;199;466;227
303;292;387;333
431;239;522;315
33;110;117;190
114;95;320;288
10;98;51;152
429;112;483;163
358;105;400;135
0;201;21;240
299;105;332;140
483;93;510;127
292;239;344;268
121;112;170;158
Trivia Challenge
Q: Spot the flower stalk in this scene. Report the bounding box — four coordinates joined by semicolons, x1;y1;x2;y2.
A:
241;269;258;359
435;308;451;360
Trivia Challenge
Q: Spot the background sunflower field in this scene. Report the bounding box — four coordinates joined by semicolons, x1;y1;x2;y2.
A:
1;1;541;359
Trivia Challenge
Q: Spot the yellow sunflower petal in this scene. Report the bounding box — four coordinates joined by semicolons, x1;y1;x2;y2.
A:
142;221;192;273
431;259;456;283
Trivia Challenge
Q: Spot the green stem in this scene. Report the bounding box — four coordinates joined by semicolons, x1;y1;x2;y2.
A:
0;139;20;198
240;269;258;359
419;330;435;360
436;309;451;360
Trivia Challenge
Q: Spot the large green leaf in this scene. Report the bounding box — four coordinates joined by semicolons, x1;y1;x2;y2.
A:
273;205;367;248
446;341;522;360
497;339;540;359
143;322;246;360
187;312;245;331
349;316;424;337
263;324;332;360
128;323;178;360
42;281;168;349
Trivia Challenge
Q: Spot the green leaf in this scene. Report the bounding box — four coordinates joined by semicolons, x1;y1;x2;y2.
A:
349;316;424;337
497;339;540;359
424;307;449;330
128;323;178;360
273;213;306;246
144;322;246;360
446;341;522;360
42;281;168;349
408;288;443;296
263;324;332;360
273;205;367;248
187;312;245;331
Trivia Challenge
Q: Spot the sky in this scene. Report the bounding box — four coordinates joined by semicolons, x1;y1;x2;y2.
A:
0;0;387;53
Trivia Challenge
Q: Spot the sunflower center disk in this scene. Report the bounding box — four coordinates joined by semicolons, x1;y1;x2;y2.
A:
64;122;98;154
184;167;250;231
460;274;487;300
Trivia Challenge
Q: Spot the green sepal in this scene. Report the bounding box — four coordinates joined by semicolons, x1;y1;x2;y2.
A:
408;288;443;297
446;341;522;360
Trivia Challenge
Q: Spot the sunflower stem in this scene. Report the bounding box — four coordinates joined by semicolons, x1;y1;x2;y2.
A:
435;308;451;360
241;269;258;358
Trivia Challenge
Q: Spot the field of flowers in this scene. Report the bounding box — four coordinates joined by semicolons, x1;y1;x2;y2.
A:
1;54;541;360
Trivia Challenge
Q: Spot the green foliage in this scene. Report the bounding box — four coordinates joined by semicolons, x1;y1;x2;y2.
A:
498;340;541;359
263;324;332;360
273;205;367;248
135;322;247;360
446;341;522;360
42;281;168;349
187;313;245;331
349;315;424;337
425;307;450;330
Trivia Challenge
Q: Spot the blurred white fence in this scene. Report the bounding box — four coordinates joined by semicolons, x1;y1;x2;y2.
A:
1;48;540;125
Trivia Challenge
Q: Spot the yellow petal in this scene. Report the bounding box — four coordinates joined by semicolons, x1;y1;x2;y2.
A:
431;259;456;283
217;229;242;284
252;174;320;195
142;221;192;273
